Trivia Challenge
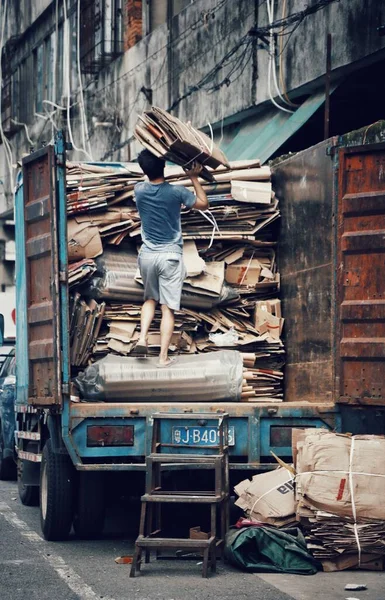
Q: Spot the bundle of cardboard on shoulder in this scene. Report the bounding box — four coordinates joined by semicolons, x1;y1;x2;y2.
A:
293;429;385;571
134;106;229;182
234;467;296;527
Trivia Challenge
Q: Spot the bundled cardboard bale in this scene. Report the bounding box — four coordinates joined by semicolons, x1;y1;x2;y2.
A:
296;430;385;520
294;429;385;571
234;467;296;527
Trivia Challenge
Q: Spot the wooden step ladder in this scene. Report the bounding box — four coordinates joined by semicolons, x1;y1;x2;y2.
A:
130;412;230;578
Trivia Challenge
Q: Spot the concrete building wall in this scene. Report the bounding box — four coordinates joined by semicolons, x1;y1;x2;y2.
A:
3;0;52;40
1;0;385;216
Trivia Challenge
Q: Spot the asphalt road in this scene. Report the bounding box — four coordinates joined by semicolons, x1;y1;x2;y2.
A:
0;480;384;600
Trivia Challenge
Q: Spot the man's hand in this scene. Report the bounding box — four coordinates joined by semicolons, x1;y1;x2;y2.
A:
183;161;208;211
183;161;203;179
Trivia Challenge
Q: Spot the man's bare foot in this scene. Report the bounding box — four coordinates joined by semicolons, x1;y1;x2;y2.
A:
157;357;177;368
131;338;148;356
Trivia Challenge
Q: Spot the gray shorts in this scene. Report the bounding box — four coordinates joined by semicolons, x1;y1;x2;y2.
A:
138;251;186;311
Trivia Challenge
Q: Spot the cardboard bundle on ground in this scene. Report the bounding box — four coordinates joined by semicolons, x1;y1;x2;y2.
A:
234;467;296;527
294;429;385;571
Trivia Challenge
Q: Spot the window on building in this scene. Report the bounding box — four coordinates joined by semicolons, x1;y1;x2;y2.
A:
12;69;20;123
80;0;123;74
1;76;12;133
34;44;44;114
124;0;142;51
147;0;193;32
56;24;64;101
1;46;13;133
19;55;34;124
148;0;167;31
171;0;193;17
70;9;78;92
44;35;54;102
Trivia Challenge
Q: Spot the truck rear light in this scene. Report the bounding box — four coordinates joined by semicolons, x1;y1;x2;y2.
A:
87;425;134;447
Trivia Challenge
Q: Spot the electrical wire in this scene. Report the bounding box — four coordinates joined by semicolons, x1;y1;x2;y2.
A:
62;0;92;160
0;0;15;202
70;0;259;146
51;0;59;140
102;0;339;158
249;0;340;38
266;0;294;113
278;0;299;108
11;120;33;146
82;0;233;99
76;0;92;158
218;85;225;146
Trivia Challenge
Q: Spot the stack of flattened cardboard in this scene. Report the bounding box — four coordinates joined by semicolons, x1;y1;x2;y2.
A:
70;294;105;366
294;429;385;571
67;126;285;400
69;259;97;289
66;161;142;215
94;304;200;357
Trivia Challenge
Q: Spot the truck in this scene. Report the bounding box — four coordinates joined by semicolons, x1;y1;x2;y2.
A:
12;128;385;541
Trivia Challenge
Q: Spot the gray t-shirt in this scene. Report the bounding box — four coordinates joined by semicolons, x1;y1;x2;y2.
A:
135;181;196;252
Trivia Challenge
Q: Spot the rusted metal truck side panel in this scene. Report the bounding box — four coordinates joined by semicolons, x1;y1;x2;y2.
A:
337;143;385;406
22;147;62;407
272;140;335;403
274;137;385;408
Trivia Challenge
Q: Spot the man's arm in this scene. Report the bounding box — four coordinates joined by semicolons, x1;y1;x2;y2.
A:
184;162;208;211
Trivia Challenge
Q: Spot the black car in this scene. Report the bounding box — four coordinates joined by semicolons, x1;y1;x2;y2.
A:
0;346;16;480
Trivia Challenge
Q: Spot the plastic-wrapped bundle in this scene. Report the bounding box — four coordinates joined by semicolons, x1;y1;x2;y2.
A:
81;249;144;302
74;350;243;402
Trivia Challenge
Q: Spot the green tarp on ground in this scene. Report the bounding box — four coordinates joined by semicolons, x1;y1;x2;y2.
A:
224;525;319;575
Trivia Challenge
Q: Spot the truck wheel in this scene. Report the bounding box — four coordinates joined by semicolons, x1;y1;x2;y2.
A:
0;428;16;480
17;458;39;506
40;439;74;541
73;472;105;539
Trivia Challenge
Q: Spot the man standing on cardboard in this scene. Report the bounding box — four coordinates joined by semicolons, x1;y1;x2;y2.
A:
134;149;208;367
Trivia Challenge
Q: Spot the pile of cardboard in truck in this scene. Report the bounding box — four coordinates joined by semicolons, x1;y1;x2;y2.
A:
67;156;284;401
295;429;385;571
